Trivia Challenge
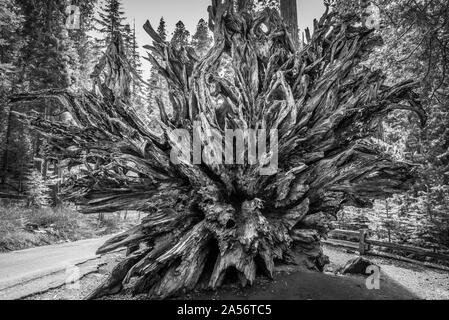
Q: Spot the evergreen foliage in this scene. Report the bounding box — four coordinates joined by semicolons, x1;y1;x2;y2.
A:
191;19;212;57
171;21;190;49
95;0;126;49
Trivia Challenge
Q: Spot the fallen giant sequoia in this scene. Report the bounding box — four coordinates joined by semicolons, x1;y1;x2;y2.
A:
11;0;426;299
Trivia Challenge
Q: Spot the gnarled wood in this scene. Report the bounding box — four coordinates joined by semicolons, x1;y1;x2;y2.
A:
10;0;425;300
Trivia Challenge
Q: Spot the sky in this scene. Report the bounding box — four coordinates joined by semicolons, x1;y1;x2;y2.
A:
117;0;326;79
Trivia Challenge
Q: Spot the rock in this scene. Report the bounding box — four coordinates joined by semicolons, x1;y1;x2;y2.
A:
291;229;320;244
340;257;378;275
291;241;329;272
299;212;328;230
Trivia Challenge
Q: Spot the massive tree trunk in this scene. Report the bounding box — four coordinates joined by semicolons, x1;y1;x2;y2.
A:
10;0;426;300
280;0;300;49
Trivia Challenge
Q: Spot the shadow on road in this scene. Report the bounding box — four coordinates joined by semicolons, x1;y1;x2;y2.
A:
186;269;419;300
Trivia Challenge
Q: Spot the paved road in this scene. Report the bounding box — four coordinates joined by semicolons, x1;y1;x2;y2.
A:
0;235;114;296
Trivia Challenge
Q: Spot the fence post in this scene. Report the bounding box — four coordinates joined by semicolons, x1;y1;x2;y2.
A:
359;229;368;255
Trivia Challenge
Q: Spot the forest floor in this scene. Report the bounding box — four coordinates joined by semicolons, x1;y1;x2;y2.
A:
24;244;449;300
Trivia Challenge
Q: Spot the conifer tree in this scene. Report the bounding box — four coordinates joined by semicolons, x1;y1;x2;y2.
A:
17;0;79;91
69;0;99;90
95;0;126;50
0;0;25;187
3;0;80;192
147;17;170;121
191;19;212;57
128;22;145;109
123;23;133;57
156;17;167;42
171;21;190;49
0;0;24;90
129;21;142;78
2;0;98;194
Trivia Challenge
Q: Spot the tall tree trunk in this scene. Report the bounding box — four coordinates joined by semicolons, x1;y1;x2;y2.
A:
0;103;13;185
280;0;300;49
385;199;391;243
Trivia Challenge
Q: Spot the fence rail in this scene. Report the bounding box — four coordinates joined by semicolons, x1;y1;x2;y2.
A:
327;229;449;263
0;193;26;200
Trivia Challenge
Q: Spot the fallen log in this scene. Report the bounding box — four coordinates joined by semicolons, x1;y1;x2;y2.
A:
9;0;426;299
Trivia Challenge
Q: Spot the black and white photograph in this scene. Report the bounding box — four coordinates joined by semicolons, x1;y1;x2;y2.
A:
0;0;449;309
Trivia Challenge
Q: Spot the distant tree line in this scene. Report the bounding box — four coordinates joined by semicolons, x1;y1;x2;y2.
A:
330;0;449;250
0;0;220;206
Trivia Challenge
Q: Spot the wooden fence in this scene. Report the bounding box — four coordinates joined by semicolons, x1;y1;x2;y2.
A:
0;192;25;200
326;229;449;264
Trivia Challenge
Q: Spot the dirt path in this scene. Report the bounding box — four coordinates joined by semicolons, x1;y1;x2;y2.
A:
24;244;449;300
0;235;117;300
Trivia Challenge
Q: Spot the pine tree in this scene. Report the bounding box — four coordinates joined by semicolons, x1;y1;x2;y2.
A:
0;0;24;91
147;17;170;123
16;0;79;91
191;19;213;57
95;0;126;50
157;17;167;42
2;0;98;195
0;0;25;187
132;22;143;77
123;23;133;57
128;22;145;110
2;122;33;193
171;21;190;49
69;0;101;91
331;0;449;250
2;0;80;193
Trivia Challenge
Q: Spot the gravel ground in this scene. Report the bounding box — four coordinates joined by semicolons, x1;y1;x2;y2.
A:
26;244;449;300
323;245;449;300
